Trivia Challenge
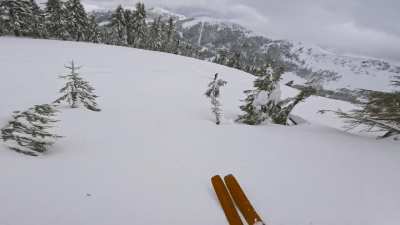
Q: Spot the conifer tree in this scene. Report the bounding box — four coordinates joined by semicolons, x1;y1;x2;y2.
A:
147;16;163;50
321;77;400;139
226;52;242;69
45;0;68;39
1;104;61;156
110;5;127;46
237;65;315;125
0;0;35;36
124;9;134;46
131;2;147;48
28;0;46;37
54;61;101;112
213;49;228;65
205;73;228;125
87;15;101;43
162;17;176;52
0;2;6;35
65;0;89;41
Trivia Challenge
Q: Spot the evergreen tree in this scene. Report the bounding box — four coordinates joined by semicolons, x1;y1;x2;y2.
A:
110;5;127;46
321;77;400;139
45;0;68;39
87;15;101;43
1;104;61;156
0;0;35;36
131;2;147;48
147;16;162;50
124;8;134;46
237;65;314;125
213;49;228;65
54;61;101;111
162;17;176;52
0;2;6;35
65;0;89;41
226;52;242;69
205;73;228;125
28;0;46;37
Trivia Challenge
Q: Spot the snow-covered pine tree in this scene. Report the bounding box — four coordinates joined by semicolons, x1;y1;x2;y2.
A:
0;0;35;37
45;0;68;39
213;49;229;65
110;5;127;46
0;2;6;35
87;15;101;43
28;0;46;38
237;65;315;125
124;9;134;46
65;0;89;41
131;2;147;48
236;66;279;125
1;104;61;156
162;17;176;52
205;73;228;125
54;61;101;112
147;16;163;50
321;77;400;139
226;52;242;70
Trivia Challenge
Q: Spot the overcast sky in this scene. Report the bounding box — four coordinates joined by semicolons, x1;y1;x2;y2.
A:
56;0;400;62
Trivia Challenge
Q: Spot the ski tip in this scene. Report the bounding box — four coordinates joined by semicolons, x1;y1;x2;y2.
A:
211;175;222;182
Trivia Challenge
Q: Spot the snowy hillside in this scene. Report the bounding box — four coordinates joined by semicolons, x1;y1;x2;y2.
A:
91;6;400;93
288;41;400;92
0;38;399;225
166;10;400;93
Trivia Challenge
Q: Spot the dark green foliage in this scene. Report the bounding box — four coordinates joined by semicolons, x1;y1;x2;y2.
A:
45;0;68;39
87;15;101;43
54;61;100;112
0;0;37;37
110;5;127;45
125;2;147;48
65;0;88;41
1;104;61;156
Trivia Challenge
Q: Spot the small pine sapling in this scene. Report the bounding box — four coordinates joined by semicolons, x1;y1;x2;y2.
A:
54;61;101;111
1;104;62;156
205;73;227;125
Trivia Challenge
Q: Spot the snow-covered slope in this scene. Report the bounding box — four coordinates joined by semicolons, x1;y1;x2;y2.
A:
289;41;400;92
0;38;399;225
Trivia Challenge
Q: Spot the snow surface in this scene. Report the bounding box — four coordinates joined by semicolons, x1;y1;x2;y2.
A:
0;37;399;225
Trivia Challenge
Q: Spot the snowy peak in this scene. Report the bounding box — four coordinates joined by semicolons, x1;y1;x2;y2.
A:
148;7;187;20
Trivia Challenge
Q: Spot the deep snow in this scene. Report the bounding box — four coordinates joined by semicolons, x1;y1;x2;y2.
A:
0;37;399;225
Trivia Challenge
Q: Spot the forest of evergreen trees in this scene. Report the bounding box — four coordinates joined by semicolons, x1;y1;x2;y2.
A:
0;0;201;57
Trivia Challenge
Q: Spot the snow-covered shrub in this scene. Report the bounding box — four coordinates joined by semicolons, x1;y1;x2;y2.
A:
237;65;315;125
54;61;101;111
205;73;227;125
1;104;61;156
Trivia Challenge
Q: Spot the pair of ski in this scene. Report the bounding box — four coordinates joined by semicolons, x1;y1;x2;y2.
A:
211;174;265;225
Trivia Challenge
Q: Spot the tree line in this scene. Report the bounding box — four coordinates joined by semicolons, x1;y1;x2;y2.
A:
0;0;200;56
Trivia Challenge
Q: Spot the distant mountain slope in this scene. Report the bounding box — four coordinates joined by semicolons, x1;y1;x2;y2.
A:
91;7;400;93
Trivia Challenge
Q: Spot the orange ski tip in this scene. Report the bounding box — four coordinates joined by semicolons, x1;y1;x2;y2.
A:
211;175;222;181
